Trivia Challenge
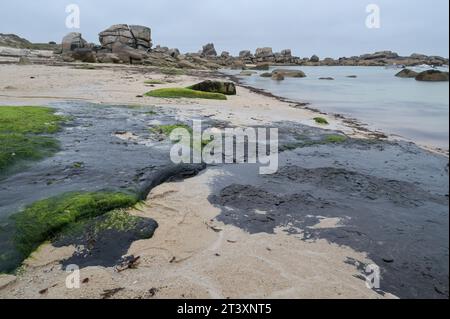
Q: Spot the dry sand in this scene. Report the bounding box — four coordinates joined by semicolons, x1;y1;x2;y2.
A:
0;63;396;299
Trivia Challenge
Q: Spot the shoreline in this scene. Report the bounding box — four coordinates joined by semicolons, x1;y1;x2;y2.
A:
222;71;449;156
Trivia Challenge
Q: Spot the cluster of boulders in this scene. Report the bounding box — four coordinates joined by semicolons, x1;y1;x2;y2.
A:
4;24;446;71
59;25;230;69
61;25;153;64
231;49;449;68
237;47;300;64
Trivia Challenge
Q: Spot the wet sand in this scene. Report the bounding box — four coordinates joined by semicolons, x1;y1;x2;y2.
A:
0;63;448;299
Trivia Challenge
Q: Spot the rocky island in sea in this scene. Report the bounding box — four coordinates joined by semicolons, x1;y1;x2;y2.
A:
0;15;448;302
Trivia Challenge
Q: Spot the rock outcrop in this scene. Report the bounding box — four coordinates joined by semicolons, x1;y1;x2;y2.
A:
201;43;217;57
70;48;97;63
255;47;274;61
189;80;236;95
395;69;418;78
310;55;320;63
271;72;285;81
99;24;152;51
96;52;121;64
239;50;253;59
62;32;87;53
415;70;449;82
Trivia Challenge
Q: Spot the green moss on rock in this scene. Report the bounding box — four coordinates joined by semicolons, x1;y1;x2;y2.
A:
188;80;236;95
325;134;347;143
313;117;329;125
12;191;139;257
145;88;227;100
0;106;65;173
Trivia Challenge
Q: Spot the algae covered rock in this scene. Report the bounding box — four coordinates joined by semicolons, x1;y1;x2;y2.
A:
189;80;237;95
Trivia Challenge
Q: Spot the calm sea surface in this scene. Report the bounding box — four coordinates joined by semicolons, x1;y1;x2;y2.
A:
225;66;449;149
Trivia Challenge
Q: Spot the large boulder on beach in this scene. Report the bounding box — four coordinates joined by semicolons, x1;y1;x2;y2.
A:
62;32;87;53
99;24;152;51
272;69;306;78
71;48;97;63
395;69;418;78
415;70;449;82
190;80;236;95
111;42;145;64
201;43;217;57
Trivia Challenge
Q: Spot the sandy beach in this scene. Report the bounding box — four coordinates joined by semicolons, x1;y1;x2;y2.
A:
0;62;448;300
0;63;401;299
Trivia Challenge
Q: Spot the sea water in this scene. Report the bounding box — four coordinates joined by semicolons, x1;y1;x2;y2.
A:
225;66;449;149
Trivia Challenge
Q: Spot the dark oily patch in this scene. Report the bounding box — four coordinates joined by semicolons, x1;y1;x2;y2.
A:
54;210;158;269
0;102;213;273
272;166;447;208
207;122;449;299
209;169;448;299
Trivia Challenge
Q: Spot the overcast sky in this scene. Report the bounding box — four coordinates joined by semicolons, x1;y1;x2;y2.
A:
0;0;448;57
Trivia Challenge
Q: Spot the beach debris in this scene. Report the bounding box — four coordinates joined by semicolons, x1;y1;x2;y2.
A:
38;288;48;295
205;222;223;233
38;283;57;295
101;287;125;299
115;255;141;272
148;287;159;297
